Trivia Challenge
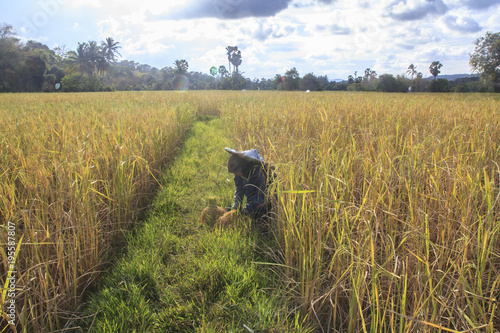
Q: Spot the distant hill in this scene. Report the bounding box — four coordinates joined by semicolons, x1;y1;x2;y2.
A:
331;74;480;83
424;74;480;81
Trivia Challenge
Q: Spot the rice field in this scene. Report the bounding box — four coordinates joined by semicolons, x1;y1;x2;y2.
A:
0;91;221;331
1;91;499;332
221;92;500;332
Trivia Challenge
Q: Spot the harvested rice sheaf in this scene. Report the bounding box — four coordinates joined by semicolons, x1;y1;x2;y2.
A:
200;196;226;227
215;210;250;229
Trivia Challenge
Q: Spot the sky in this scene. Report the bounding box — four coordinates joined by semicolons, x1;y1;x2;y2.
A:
2;0;500;80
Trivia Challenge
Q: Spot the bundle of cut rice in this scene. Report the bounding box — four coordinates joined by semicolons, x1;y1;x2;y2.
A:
200;196;225;227
216;210;250;229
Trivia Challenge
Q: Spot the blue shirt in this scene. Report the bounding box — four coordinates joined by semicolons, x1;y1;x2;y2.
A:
232;165;276;214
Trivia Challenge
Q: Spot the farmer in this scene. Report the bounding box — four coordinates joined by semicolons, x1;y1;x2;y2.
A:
225;148;276;223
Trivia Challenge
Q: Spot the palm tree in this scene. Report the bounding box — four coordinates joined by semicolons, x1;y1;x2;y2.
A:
97;51;110;76
353;71;362;83
429;61;443;81
226;46;242;74
86;40;101;75
364;68;370;81
226;46;235;73
101;37;121;63
364;68;377;81
230;49;242;73
68;42;89;90
100;37;120;83
174;59;189;75
218;65;228;78
407;64;417;81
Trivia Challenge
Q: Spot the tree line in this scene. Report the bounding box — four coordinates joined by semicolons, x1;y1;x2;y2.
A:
0;23;498;93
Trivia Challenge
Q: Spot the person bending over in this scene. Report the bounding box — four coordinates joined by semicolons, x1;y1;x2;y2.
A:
225;148;276;222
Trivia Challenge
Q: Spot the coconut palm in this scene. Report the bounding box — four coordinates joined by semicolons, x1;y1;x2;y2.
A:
101;37;121;63
86;41;101;75
97;52;110;76
99;37;120;82
68;42;89;90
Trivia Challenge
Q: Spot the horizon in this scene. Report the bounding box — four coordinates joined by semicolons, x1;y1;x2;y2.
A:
2;0;500;80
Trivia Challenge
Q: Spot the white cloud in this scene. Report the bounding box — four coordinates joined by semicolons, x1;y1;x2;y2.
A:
238;17;298;42
67;0;188;15
3;0;498;80
125;39;175;55
484;10;500;30
67;0;102;9
462;0;500;10
442;15;481;33
385;0;448;21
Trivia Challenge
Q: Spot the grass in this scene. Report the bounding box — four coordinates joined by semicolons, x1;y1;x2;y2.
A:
76;117;310;332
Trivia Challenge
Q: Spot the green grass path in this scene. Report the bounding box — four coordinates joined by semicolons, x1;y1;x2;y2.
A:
78;117;309;332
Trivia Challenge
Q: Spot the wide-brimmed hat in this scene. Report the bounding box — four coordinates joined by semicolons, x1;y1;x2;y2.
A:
225;148;273;170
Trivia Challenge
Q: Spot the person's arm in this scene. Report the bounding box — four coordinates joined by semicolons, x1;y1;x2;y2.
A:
242;167;266;214
232;176;244;210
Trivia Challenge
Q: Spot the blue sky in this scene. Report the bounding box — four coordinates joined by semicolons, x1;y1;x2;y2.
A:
2;0;500;80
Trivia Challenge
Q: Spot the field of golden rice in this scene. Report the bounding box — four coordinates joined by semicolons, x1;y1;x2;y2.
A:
1;91;499;332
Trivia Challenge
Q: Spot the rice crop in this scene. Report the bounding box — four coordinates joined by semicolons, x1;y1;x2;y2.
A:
0;91;220;331
1;90;499;332
221;91;500;332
